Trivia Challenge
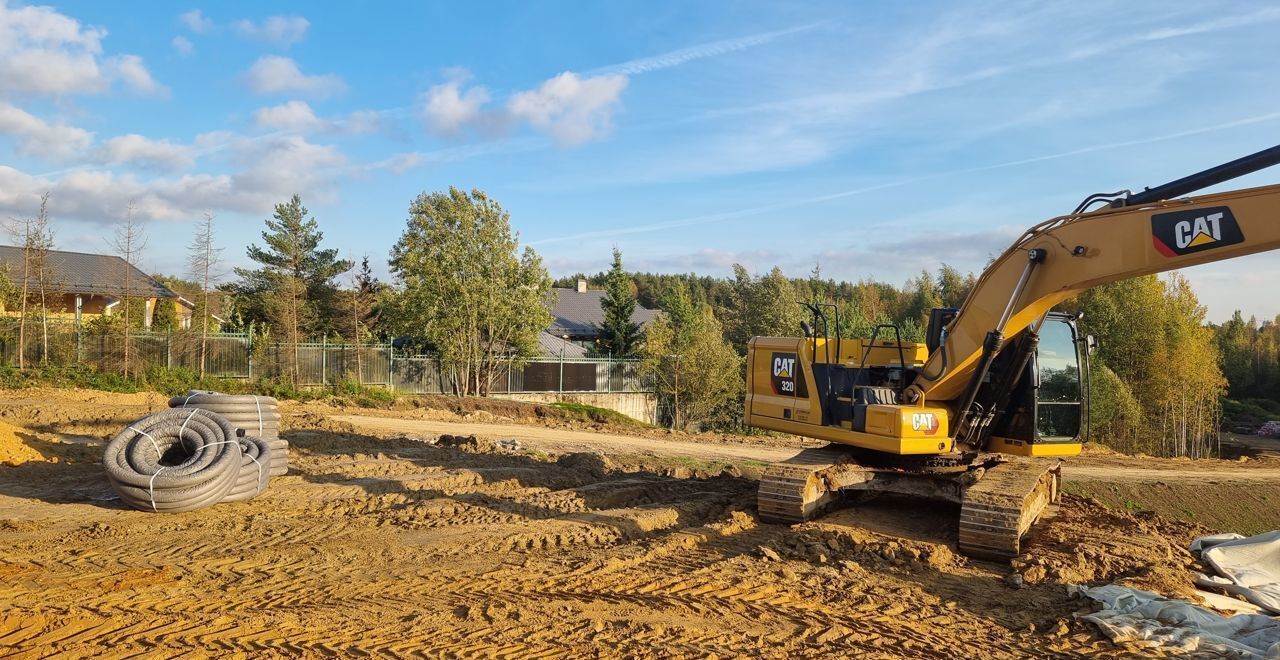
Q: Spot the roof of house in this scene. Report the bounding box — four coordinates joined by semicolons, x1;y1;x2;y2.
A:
0;246;177;299
538;330;588;358
546;287;661;338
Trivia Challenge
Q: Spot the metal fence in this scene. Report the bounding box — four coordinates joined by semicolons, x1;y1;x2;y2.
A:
0;324;651;395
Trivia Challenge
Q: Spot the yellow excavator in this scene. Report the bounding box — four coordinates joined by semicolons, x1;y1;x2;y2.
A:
746;145;1280;560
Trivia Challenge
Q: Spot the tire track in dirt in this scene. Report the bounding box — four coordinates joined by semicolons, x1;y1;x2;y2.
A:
0;402;1150;658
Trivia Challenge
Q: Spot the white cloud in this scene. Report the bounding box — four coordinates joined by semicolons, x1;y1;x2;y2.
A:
95;134;193;170
418;78;491;137
507;72;628;145
252;100;321;130
0;102;92;160
233;15;309;46
0;1;162;97
415;69;627;145
171;35;194;56
178;9;212;33
243;55;345;97
251;101;390;136
341;109;387;135
0;132;348;223
375;152;424;175
107;54;166;95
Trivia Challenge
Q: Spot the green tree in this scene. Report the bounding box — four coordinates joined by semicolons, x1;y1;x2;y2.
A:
595;248;641;357
935;264;975;309
641;287;742;430
1079;274;1225;457
230;195;351;382
389;187;552;396
902;270;942;331
230;194;352;337
724;265;802;351
343;256;384;382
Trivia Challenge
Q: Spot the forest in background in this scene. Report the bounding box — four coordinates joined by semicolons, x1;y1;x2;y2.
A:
556;262;1280;458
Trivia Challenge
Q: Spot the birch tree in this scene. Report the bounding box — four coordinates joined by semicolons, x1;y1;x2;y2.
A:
187;212;223;377
110;203;147;378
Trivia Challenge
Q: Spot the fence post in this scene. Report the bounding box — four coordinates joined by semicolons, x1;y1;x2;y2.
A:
559;344;565;393
246;325;254;380
388;344;395;392
607;352;612;393
165;329;172;369
321;336;328;386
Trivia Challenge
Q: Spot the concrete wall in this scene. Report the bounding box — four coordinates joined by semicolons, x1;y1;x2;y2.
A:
495;391;658;425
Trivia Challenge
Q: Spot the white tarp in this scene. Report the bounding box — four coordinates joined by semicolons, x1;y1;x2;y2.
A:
1192;531;1280;615
1073;584;1280;658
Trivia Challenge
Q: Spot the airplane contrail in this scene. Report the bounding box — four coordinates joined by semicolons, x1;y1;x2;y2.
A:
529;110;1280;246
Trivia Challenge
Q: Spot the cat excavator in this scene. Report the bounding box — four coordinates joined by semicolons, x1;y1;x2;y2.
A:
746;144;1280;560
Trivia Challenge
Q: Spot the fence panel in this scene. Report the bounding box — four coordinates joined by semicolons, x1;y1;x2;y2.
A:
0;323;650;395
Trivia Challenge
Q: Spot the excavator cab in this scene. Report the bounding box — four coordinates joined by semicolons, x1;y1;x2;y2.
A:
983;313;1085;456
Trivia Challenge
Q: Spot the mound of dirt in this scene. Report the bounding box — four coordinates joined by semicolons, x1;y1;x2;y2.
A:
1017;495;1210;599
0;420;47;466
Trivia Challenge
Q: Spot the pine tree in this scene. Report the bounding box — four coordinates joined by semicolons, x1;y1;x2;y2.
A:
596;248;641;357
230;195;352;339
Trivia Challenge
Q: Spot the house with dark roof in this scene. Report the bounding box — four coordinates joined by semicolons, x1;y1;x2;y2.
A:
544;279;660;355
0;246;195;329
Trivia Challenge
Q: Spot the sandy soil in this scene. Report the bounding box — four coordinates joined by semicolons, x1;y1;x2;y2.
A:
333;414;798;465
0;389;1272;658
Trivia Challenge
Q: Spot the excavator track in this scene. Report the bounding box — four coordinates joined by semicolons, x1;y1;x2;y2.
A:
756;446;849;524
757;446;1062;561
958;459;1061;561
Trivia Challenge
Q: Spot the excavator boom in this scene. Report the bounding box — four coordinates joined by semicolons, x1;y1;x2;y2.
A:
908;179;1280;406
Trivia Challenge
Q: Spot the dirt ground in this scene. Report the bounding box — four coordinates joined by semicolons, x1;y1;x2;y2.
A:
2;389;1278;658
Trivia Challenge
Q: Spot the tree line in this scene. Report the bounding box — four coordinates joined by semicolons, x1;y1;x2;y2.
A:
3;187;1278;457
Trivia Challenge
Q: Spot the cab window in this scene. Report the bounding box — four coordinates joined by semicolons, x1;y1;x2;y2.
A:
1036;320;1081;439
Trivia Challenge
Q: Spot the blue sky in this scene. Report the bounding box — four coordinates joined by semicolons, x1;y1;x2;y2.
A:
1;1;1278;322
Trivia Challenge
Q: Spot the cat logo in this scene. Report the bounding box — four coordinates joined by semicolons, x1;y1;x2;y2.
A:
1151;206;1244;257
910;413;939;435
768;352;806;397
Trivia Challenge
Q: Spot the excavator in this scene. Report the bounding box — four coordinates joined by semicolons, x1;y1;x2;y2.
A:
745;144;1280;560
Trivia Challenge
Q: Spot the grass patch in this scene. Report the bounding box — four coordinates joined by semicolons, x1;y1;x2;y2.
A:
1222;397;1280;431
550;401;651;427
0;363;398;406
1066;479;1280;535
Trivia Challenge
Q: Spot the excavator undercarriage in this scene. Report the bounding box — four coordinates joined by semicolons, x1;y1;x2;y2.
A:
756;445;1061;560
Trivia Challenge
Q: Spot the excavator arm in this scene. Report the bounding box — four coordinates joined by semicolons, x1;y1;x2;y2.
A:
907;154;1280;413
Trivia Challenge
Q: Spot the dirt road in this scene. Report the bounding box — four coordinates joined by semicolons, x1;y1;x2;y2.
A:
334;414;797;464
0;390;1262;657
337;414;1280;484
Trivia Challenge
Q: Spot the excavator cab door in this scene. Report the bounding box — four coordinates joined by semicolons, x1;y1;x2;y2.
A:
1033;317;1083;442
988;314;1084;456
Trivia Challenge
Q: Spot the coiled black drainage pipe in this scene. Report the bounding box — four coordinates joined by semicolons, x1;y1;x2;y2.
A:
170;392;287;476
103;408;271;512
